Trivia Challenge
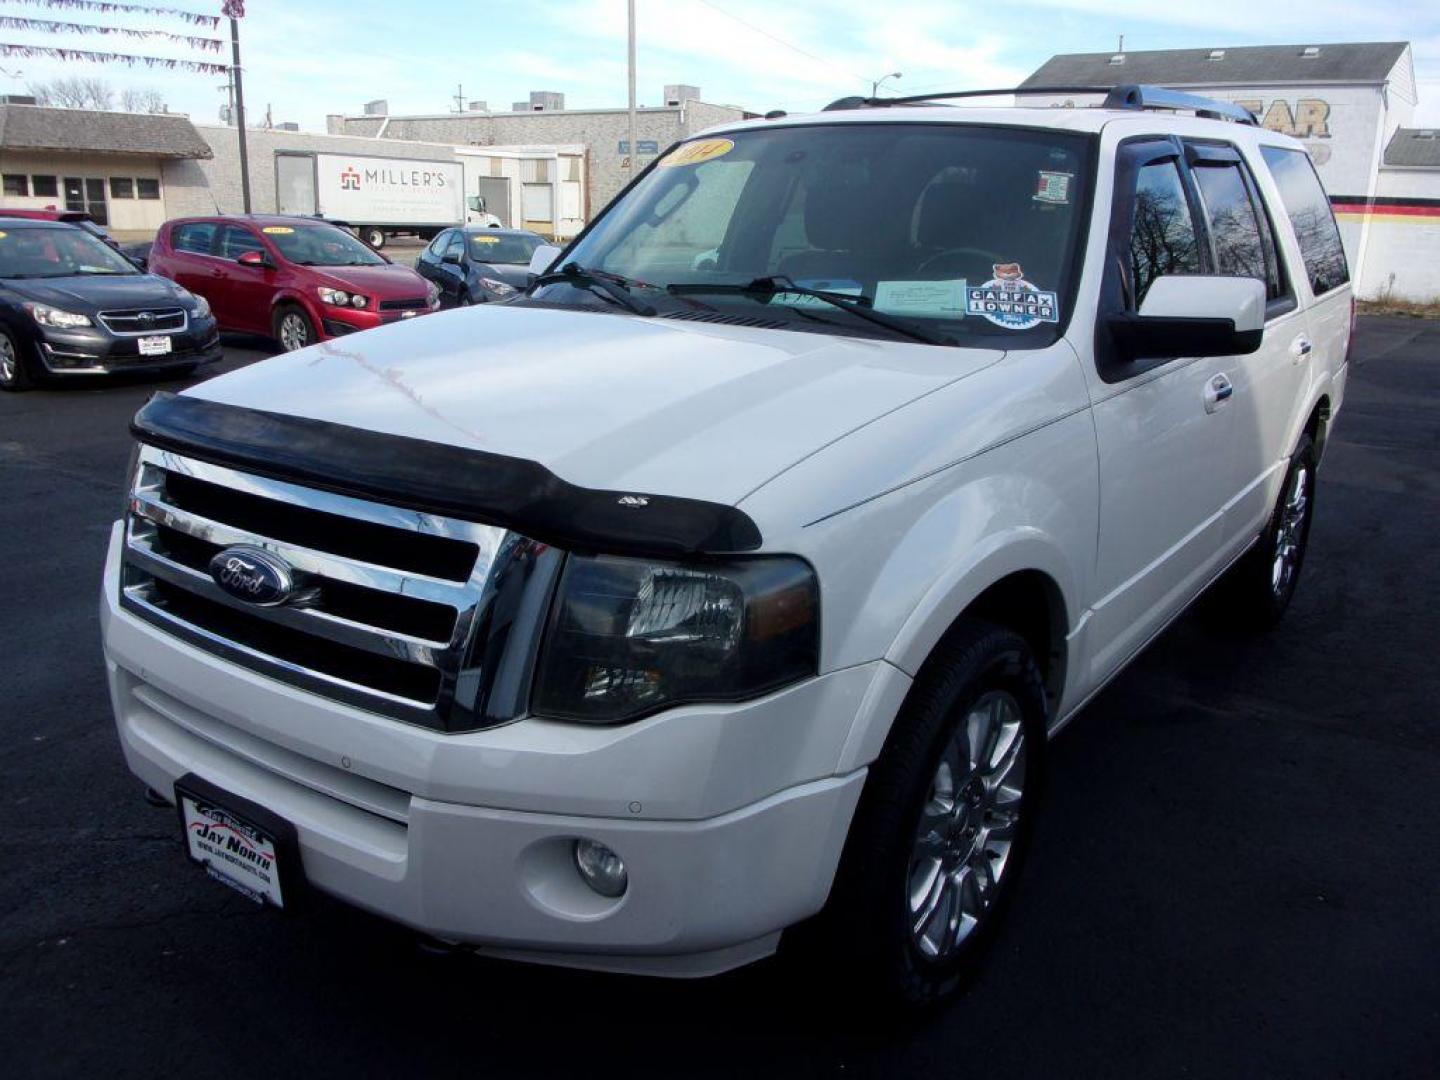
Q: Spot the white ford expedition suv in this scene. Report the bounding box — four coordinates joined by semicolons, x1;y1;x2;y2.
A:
102;86;1353;1006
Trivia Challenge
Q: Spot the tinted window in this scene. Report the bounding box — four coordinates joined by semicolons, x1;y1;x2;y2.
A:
1129;160;1201;304
444;231;466;259
1260;146;1349;295
426;230;453;257
1192;162;1268;284
218;225;265;259
3;174;28;196
32;175;58;198
468;233;542;263
136;178;160;200
172;222;217;254
110;177;135;199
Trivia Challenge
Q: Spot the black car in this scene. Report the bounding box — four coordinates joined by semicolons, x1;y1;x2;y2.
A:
0;218;221;391
414;227;547;308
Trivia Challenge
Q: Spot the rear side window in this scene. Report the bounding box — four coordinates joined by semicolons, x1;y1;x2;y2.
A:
171;222;217;254
1129;160;1202;303
1191;160;1285;302
1259;147;1349;296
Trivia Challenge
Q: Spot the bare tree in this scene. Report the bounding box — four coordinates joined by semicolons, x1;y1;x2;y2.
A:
27;76;115;110
120;87;167;114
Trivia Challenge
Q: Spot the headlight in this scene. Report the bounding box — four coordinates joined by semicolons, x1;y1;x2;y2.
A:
425;281;440;305
531;554;819;724
317;286;358;307
189;293;212;319
479;276;518;297
25;303;92;329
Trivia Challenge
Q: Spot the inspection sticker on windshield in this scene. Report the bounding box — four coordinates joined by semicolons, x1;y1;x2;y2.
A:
262;226;295;234
1033;171;1073;205
875;279;967;317
472;235;500;243
966;263;1059;329
658;137;734;167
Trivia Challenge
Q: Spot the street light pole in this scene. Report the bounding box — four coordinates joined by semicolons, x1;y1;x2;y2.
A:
871;71;903;97
225;4;251;213
627;0;638;176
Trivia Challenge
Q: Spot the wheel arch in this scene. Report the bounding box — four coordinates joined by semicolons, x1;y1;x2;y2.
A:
1304;393;1332;463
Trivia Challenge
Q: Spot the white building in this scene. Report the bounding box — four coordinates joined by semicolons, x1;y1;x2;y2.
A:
1020;42;1440;301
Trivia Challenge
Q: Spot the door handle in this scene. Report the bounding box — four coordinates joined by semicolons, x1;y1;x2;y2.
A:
1204;373;1233;414
1291;336;1313;364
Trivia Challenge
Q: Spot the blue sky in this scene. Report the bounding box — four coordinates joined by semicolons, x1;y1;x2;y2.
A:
1;0;1437;128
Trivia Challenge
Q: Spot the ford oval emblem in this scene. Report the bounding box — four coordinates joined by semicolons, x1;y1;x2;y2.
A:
208;545;295;607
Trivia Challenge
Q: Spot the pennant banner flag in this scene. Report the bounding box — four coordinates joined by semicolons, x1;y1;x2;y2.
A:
0;16;223;50
4;1;220;30
0;41;229;73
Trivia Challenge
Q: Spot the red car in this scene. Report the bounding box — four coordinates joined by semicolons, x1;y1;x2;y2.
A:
147;215;439;351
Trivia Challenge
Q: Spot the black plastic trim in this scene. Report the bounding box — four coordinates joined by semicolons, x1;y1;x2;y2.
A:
131;393;763;558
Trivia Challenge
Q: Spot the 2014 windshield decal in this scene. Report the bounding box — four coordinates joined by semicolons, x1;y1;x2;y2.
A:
966;263;1059;330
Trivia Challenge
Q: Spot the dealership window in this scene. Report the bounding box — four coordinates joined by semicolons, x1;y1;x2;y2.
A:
1259;146;1350;296
31;175;58;198
110;177;135;199
2;173;27;197
136;178;161;200
1127;160;1202;304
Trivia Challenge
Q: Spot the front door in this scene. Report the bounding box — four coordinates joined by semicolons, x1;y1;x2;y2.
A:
213;224;276;334
63;176;108;225
1084;139;1242;684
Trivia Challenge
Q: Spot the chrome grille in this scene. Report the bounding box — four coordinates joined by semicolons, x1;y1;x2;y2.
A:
120;446;507;726
100;308;187;334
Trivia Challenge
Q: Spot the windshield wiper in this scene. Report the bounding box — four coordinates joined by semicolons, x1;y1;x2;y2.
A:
532;262;656;316
667;276;954;346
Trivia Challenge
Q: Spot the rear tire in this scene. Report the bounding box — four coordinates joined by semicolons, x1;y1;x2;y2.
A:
0;327;35;391
1212;434;1317;631
272;305;316;353
796;619;1047;1011
363;227;386;250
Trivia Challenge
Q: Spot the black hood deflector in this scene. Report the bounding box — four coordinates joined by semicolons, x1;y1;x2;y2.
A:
132;393;762;558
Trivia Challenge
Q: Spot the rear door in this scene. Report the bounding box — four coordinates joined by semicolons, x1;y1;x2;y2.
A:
1184;141;1308;547
1084;138;1242;683
164;221;220;298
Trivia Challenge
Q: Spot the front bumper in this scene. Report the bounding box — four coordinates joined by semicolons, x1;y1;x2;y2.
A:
319;301;438;339
38;316;222;376
101;523;890;976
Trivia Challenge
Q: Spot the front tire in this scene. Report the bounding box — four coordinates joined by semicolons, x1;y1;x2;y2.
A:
1214;433;1317;630
805;620;1047;1009
0;327;35;391
272;305;316;353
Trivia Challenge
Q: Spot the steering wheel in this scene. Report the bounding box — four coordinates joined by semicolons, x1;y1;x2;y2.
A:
916;246;1007;276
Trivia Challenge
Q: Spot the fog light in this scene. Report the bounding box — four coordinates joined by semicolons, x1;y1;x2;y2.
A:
573;838;628;898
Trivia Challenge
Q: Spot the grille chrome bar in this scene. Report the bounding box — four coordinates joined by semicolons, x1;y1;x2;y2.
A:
121;444;508;725
100;308;188;335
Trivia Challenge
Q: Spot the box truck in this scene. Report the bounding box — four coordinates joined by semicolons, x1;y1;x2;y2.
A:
275;152;492;250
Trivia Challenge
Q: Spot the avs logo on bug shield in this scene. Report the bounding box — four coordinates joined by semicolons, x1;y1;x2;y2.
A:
966;263;1059;330
208;545;295;606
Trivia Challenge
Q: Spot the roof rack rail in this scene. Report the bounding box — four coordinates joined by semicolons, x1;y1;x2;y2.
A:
822;83;1258;126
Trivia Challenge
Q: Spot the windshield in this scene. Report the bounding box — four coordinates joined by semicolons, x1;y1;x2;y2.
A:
0;225;138;279
545;122;1093;347
470;233;542;263
266;223;386;267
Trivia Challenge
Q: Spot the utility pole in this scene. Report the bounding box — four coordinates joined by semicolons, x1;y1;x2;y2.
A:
626;0;637;177
226;4;251;213
452;83;466;113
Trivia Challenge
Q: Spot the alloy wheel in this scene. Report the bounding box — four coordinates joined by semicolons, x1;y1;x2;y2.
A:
1271;464;1310;596
907;689;1027;961
279;313;310;352
0;335;15;385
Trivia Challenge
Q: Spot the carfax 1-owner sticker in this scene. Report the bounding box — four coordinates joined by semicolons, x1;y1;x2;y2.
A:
966;263;1059;329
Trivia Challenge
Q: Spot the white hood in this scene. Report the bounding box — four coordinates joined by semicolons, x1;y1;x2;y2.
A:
188;304;1003;505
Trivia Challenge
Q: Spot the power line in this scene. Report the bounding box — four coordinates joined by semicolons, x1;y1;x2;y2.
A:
689;0;868;88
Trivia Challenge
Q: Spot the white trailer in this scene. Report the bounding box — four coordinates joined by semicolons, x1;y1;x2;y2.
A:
275;151;467;249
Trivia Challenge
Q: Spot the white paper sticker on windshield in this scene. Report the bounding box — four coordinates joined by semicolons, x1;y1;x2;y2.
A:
1033;171;1073;205
874;279;967;317
966;263;1059;329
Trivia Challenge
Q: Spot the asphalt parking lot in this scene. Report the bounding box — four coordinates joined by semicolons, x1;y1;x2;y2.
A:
1;317;1436;1078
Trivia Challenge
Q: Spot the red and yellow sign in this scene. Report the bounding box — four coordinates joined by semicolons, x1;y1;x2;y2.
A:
658;138;735;168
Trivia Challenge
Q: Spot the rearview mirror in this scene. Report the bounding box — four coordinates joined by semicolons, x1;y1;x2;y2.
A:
528;244;561;277
1108;275;1265;360
442;250;462;265
236;250;272;269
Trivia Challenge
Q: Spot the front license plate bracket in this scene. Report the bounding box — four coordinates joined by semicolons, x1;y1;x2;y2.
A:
174;773;305;912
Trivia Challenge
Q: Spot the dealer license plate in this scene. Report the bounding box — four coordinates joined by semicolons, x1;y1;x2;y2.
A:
138;335;172;356
177;781;291;908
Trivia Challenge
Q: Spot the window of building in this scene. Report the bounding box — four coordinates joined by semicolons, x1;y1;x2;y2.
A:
31;175;58;198
2;174;28;197
136;178;161;200
1128;160;1202;304
1260;146;1350;296
1191;160;1284;301
172;221;218;254
110;177;135;199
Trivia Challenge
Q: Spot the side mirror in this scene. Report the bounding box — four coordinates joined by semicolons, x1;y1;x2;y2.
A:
1108;275;1265;360
442;250;463;266
528;244;562;277
236;250;272;269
